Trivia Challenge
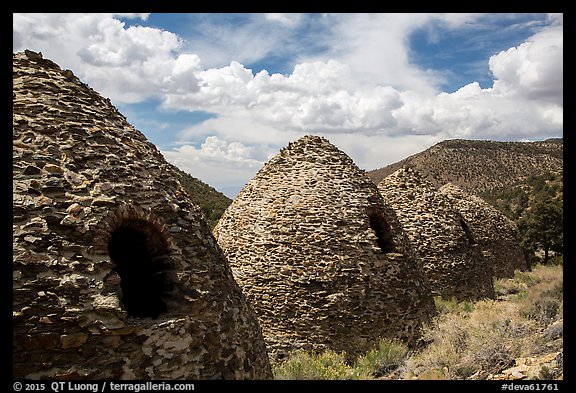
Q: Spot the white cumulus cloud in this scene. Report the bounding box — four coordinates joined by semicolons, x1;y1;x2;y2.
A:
489;23;563;104
13;13;200;103
162;59;403;134
161;136;269;197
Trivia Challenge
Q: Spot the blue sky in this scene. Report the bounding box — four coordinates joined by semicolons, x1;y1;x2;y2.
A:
13;13;563;198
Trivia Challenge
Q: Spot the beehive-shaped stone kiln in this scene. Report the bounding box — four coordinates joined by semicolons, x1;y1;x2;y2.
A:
213;135;436;360
12;50;272;380
377;168;495;301
439;183;529;278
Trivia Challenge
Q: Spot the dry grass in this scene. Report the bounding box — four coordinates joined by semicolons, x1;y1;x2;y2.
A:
404;263;563;380
404;300;541;379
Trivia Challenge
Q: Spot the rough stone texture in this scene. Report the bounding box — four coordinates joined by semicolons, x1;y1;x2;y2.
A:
13;51;272;380
213;135;436;361
439;183;529;278
377;168;495;301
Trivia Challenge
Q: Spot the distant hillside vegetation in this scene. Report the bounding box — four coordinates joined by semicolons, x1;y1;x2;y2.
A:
481;171;563;222
170;164;232;228
367;138;563;196
482;170;563;265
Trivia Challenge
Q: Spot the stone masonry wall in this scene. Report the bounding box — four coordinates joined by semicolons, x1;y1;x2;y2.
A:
439;183;528;278
377;168;495;301
213;135;436;361
13;51;272;380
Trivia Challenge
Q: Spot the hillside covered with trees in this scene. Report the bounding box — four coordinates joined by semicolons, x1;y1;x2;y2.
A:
481;171;563;264
170;164;232;229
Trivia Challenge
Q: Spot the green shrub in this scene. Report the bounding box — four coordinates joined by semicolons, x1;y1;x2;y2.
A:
494;276;528;299
272;349;352;380
434;296;474;314
514;270;539;286
352;339;408;379
518;281;563;325
546;255;563;266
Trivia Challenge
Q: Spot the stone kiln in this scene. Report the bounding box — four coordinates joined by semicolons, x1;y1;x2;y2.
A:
439;183;529;278
377;168;496;301
12;51;272;379
213;135;436;361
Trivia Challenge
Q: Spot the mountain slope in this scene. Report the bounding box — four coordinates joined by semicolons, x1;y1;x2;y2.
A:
366;138;563;196
170;164;232;228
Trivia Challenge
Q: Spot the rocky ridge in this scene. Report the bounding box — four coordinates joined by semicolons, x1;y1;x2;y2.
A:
367;138;563;196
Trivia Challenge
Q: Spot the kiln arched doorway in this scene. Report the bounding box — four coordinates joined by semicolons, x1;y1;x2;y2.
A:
107;222;170;318
368;211;396;254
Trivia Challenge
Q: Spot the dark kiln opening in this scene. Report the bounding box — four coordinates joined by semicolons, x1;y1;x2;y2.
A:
107;222;170;318
369;211;395;253
459;217;476;245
